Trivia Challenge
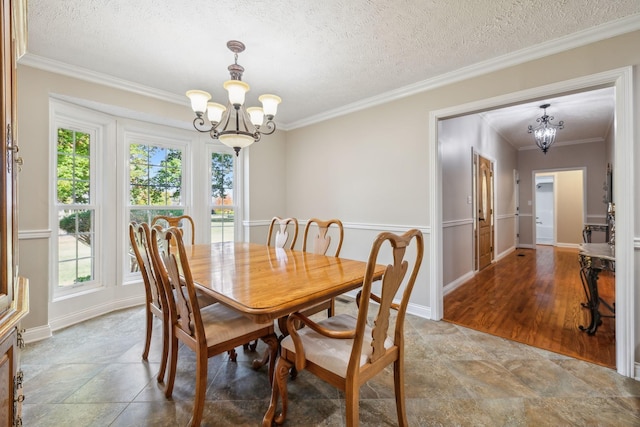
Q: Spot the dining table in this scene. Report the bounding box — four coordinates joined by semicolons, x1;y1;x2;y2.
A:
183;241;386;425
184;241;385;324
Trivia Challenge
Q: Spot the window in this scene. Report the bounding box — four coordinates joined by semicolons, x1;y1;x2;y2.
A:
49;99;243;312
209;152;235;243
128;142;185;223
56;128;95;287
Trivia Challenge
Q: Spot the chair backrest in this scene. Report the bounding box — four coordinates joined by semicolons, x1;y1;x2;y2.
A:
151;214;196;245
151;225;204;344
352;229;423;368
302;218;344;257
266;216;299;249
129;222;166;311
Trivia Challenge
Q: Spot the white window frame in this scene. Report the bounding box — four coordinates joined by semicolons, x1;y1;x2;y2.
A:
120;121;193;283
205;143;243;243
49;99;115;301
47;100;247;323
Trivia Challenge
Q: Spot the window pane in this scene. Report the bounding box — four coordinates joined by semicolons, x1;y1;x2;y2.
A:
211;208;234;243
211;153;234;204
57;128;91;205
130;143;183;207
57;209;94;286
75;132;91;156
210;152;235;243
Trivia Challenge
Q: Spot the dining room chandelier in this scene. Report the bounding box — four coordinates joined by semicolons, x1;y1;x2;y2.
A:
186;40;281;156
527;103;564;154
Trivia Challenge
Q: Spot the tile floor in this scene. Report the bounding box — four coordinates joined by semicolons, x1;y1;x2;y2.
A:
21;298;640;426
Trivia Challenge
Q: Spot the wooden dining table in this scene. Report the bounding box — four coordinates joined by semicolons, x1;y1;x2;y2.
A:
183;241;386;425
184;241;385;324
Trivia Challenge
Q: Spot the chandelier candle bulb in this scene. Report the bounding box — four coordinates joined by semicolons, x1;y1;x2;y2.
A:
186;90;211;114
186;40;281;156
259;94;282;119
223;80;250;107
246;107;265;126
206;102;226;124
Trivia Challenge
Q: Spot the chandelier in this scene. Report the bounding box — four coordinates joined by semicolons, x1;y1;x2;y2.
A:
186;40;281;156
527;103;564;154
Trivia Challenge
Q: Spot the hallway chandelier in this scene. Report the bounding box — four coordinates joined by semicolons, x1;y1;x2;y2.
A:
527;103;564;154
186;40;281;156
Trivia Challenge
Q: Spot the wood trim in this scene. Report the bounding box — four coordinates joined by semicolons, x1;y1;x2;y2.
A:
0;277;28;339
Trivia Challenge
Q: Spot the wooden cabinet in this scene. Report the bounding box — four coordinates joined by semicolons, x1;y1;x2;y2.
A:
1;0;29;425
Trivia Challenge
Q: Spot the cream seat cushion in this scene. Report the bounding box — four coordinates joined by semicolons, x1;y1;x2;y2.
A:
280;313;393;377
197;302;267;345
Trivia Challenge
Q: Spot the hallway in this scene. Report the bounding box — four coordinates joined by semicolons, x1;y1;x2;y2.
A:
444;245;616;368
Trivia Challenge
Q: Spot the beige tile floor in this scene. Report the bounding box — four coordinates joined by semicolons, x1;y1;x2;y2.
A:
21;298;640;426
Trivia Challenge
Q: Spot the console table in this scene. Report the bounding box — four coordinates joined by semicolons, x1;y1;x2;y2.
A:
578;243;615;335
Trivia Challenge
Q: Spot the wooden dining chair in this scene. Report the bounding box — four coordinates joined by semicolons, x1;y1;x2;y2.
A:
129;222;170;383
266;216;299;249
265;229;424;427
151;226;279;427
276;218;344;338
151;214;196;245
246;216;299;355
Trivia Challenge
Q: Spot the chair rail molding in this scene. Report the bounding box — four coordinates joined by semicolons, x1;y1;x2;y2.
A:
18;229;52;240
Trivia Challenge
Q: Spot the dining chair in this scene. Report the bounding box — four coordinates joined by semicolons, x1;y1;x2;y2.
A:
266;216;299;249
129;222;170;383
277;218;344;337
151;214;196;245
265;229;424;427
151;214;218;305
247;216;299;355
151;226;279;427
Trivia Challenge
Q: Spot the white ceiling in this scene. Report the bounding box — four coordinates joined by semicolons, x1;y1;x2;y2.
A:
479;87;616;150
24;1;640;142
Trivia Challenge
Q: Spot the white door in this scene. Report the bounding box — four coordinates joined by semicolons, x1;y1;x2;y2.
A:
535;175;555;245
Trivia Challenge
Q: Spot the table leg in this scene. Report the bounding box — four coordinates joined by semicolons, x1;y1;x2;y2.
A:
263;356;292;426
579;266;601;335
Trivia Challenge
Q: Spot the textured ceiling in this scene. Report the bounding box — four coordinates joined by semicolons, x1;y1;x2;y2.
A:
25;1;640;132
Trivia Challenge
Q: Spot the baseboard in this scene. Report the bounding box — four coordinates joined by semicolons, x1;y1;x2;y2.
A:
341;291;431;319
443;271;475;296
406;301;431;319
495;246;516;262
47;295;145;334
555;242;581;249
635;362;640;381
22;324;52;344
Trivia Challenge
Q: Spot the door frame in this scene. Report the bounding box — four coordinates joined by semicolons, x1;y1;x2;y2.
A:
429;67;635;378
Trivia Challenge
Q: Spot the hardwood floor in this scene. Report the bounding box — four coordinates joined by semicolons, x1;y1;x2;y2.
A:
444;245;616;369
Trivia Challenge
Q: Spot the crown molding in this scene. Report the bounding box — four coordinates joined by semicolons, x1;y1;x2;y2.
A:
285;13;640;130
19;54;187;106
518;137;605;151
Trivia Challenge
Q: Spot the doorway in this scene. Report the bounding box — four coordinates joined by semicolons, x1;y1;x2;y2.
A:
535;175;554;245
429;68;635;377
